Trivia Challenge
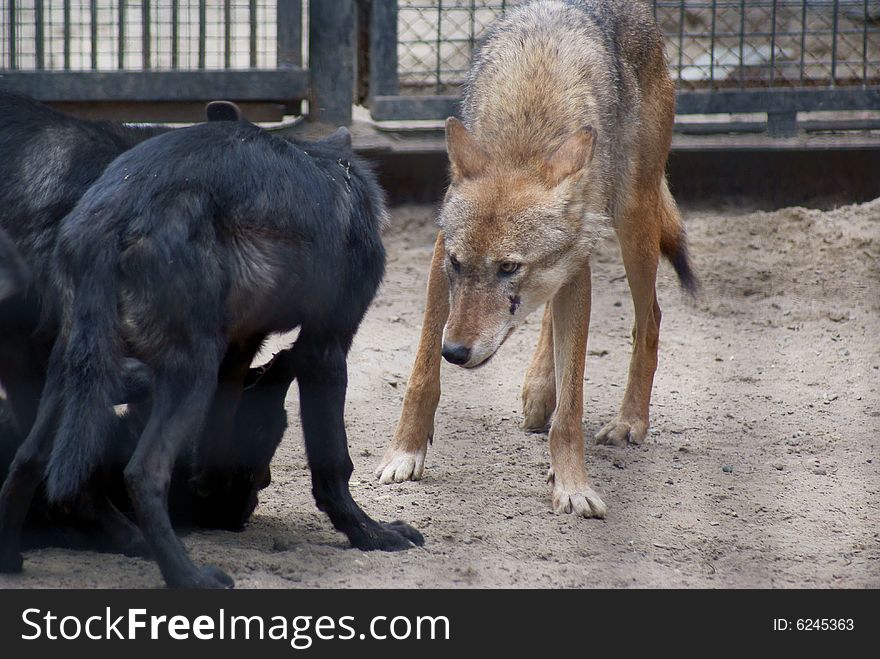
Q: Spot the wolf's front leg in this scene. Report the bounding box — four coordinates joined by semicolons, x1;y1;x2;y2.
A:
375;232;449;484
546;260;607;519
522;303;556;432
295;333;424;550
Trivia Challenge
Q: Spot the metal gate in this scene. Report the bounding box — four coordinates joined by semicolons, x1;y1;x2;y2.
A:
0;1;357;124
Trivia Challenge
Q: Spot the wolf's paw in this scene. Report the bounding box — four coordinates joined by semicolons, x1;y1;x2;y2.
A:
170;565;235;589
351;520;425;552
548;469;607;519
595;417;648;447
522;382;555;433
375;446;427;484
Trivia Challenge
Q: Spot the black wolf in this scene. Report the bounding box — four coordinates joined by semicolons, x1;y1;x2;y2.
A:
0;345;294;550
0;92;167;434
0;120;423;588
0;92;240;432
0;93;273;549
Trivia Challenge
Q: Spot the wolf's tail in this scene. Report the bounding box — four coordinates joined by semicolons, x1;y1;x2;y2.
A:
44;221;127;503
657;178;698;296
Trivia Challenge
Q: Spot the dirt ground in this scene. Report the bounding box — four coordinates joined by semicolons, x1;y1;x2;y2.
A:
2;198;878;589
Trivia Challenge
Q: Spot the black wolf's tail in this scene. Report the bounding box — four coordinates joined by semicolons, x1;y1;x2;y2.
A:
658;178;699;296
44;227;126;503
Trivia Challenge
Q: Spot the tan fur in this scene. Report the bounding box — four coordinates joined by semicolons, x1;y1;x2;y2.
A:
521;304;555;431
376;233;448;481
376;0;693;519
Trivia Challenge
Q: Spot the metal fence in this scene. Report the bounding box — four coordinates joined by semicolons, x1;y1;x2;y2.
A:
1;1;877;134
371;0;880;136
0;1;282;71
0;0;312;121
392;1;880;93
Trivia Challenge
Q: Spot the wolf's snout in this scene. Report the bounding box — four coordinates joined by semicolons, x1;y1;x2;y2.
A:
441;342;471;365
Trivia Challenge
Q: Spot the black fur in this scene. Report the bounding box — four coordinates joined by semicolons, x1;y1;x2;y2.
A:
667;238;699;296
0;92;243;431
0;228;28;304
1;120;422;588
0;93;282;558
0;346;294;552
0;92;171;434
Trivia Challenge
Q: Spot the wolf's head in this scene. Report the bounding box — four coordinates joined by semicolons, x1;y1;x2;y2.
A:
438;117;603;369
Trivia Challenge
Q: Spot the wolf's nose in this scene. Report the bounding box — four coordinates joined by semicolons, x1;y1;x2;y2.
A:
442;343;471;365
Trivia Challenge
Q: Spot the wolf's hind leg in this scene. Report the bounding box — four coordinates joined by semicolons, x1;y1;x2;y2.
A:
522;303;556;432
595;194;663;447
0;349;64;572
124;350;232;589
376;232;449;484
546;260;606;519
190;338;263;499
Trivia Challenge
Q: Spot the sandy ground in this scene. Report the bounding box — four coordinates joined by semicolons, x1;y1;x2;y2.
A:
2;198;878;589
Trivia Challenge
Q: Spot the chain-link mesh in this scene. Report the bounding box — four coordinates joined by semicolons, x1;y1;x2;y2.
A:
2;2;876;91
398;1;510;93
0;1;279;71
397;0;880;94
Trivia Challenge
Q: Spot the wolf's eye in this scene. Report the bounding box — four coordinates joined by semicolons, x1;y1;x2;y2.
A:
449;254;461;272
498;261;520;276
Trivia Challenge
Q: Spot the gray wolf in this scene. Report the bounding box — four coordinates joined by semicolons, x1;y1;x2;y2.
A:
376;0;696;519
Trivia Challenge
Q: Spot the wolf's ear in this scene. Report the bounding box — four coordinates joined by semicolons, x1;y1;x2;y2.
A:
205;100;242;122
318;127;353;156
544;125;596;187
446;117;488;181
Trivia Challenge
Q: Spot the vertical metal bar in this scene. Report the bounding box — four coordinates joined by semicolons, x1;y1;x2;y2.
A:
308;0;356;124
172;0;179;69
142;0;151;69
738;0;746;87
862;0;869;86
369;0;399;102
769;0;777;86
224;0;231;69
799;0;807;85
709;0;717;85
677;0;685;83
830;0;839;86
469;0;476;89
277;0;302;67
198;0;206;69
118;0;126;69
8;0;16;70
767;110;797;137
35;0;45;70
63;0;71;70
469;0;475;52
249;0;257;68
436;0;443;93
91;0;98;70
